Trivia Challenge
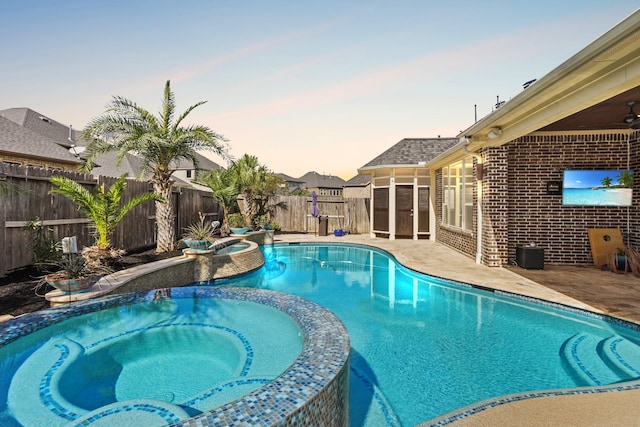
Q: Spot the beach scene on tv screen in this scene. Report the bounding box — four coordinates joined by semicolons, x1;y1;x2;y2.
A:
562;169;634;206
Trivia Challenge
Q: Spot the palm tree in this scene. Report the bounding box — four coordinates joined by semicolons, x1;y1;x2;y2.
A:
81;80;228;252
199;168;239;236
232;154;283;228
49;174;163;251
601;176;612;187
617;170;634;188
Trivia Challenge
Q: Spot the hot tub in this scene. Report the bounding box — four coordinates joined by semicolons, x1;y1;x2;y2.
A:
0;287;350;426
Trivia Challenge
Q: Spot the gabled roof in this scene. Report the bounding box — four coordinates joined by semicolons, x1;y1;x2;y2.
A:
298;171;346;189
276;172;305;184
345;174;370;187
0;116;80;164
90;152;147;178
170;174;213;192
90;152;220;179
0;108;84;148
171;154;222;171
359;137;458;171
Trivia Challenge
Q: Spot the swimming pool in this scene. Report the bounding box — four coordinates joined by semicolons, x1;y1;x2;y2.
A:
0;287;350;426
211;243;640;426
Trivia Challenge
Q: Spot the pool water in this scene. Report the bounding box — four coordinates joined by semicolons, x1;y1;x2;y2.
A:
216;241;250;254
0;292;303;426
212;243;640;426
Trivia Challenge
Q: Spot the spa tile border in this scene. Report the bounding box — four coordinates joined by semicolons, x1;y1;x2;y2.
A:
0;287;351;427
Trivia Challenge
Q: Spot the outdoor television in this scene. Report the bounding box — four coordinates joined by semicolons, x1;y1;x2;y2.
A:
562;169;634;206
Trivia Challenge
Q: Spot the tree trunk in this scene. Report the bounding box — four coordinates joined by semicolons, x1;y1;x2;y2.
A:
154;180;176;252
241;192;255;228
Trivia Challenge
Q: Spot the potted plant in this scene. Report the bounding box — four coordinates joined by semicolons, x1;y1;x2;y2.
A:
181;212;220;250
228;213;250;235
255;214;273;230
39;252;112;294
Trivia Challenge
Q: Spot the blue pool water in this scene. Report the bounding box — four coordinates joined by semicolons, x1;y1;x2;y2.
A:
0;291;303;426
216;241;250;254
212;243;640;426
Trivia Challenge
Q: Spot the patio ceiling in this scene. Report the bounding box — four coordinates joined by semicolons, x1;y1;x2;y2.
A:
429;9;640;167
539;85;640;132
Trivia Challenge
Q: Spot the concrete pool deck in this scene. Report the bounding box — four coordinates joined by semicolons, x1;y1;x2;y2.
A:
272;233;640;427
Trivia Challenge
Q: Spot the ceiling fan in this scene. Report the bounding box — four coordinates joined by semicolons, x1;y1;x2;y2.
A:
623;101;640;129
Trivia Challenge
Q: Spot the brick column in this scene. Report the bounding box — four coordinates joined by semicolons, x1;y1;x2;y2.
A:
481;146;510;267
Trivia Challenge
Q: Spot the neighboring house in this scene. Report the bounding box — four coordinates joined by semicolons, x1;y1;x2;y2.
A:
172;155;221;183
298;171;346;197
276;173;306;194
343;174;370;198
0;114;80;171
358;138;458;239
92;151;220;192
0;107;220;191
361;10;640;268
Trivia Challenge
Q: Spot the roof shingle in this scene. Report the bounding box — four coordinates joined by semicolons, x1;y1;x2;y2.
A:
360;137;458;169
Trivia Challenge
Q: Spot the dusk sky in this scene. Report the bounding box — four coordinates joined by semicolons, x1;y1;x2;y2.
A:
2;1;638;179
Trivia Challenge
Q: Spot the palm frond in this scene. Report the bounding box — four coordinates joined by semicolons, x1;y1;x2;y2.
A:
161;80;175;134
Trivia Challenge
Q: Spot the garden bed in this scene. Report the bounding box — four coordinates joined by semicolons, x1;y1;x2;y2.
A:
0;247;183;317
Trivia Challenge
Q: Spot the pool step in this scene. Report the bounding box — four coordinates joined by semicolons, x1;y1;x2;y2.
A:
8;338;88;426
181;376;274;412
561;333;640;386
350;353;401;427
601;336;640;379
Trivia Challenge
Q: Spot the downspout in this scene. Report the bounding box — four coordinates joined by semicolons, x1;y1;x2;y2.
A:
463;140;483;264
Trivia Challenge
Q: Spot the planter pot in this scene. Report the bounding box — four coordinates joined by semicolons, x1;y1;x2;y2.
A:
45;274;98;294
183;239;212;250
230;227;250;235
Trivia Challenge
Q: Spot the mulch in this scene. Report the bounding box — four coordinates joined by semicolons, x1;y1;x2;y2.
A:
0;247;183;317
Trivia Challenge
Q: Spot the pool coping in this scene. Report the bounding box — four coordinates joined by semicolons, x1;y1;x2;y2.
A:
44;238;264;306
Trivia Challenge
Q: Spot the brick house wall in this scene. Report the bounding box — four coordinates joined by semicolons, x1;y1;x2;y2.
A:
436;131;639;267
0;153;77;171
505;132;637;266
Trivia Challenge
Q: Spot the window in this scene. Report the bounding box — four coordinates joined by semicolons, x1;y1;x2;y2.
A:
442;157;473;231
186;169;192;179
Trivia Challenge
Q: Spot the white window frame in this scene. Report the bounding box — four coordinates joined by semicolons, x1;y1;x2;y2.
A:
442;157;473;231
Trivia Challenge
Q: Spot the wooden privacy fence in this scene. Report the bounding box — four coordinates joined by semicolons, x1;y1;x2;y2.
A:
271;195;370;235
0;164;221;277
0;163;367;276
